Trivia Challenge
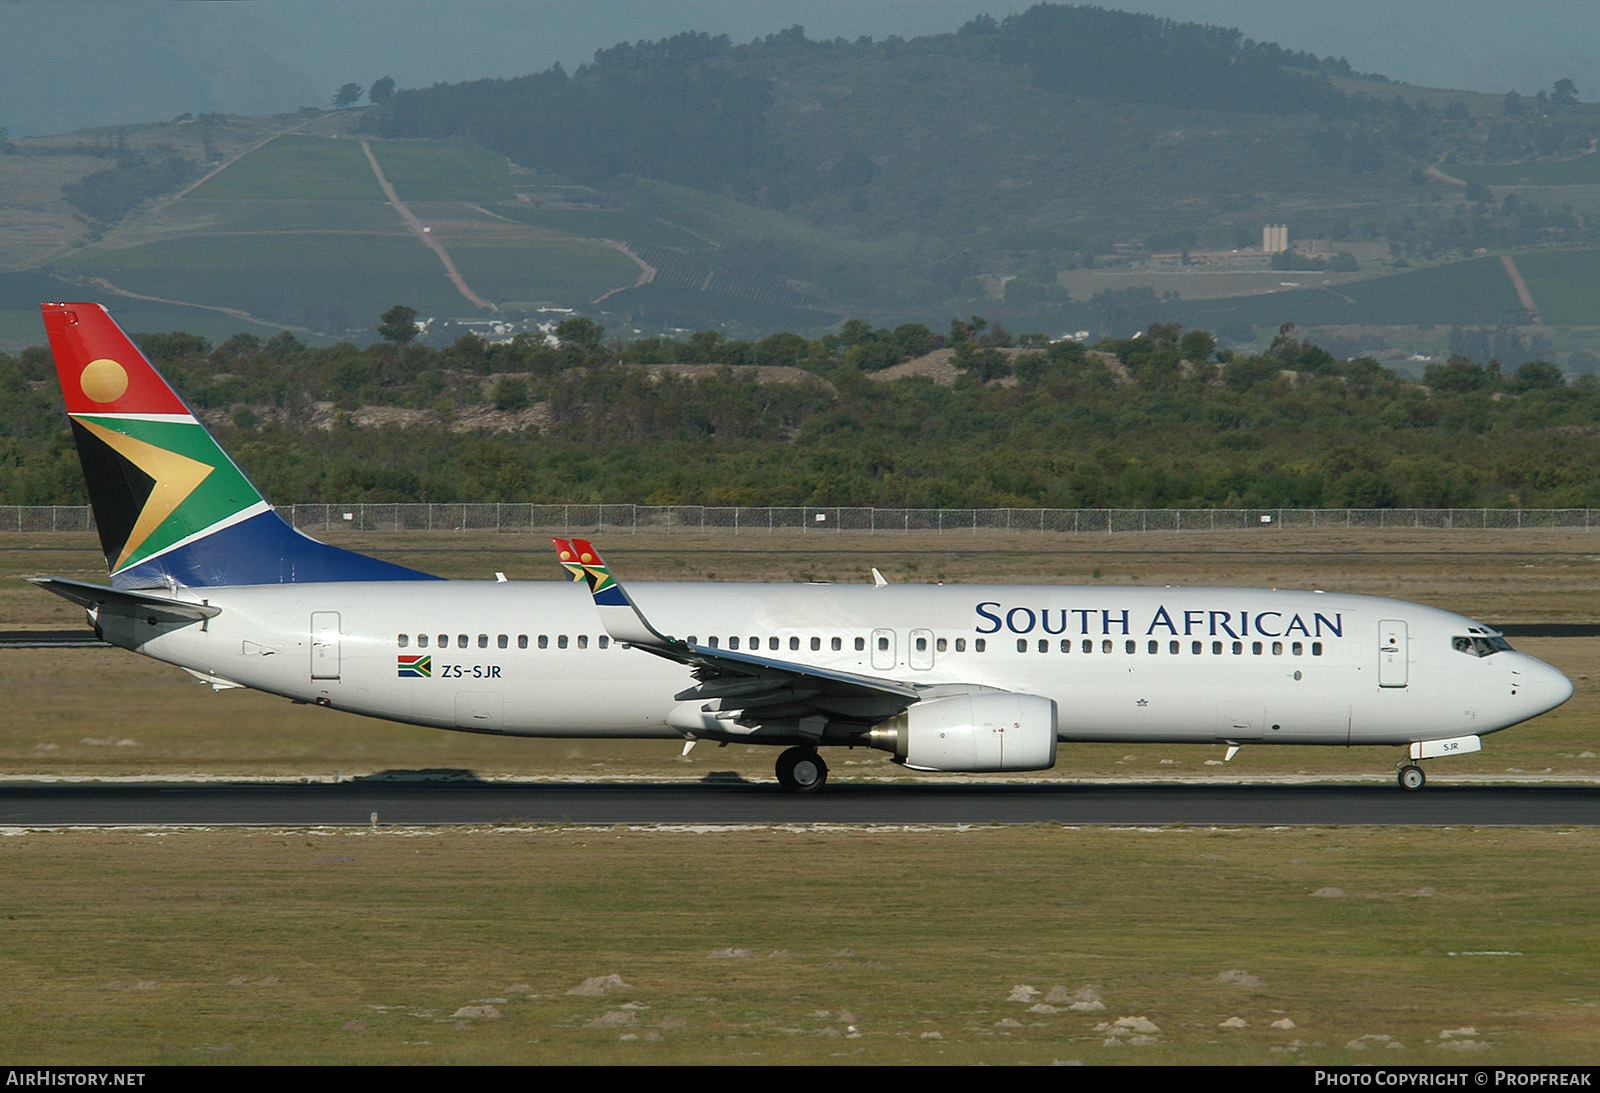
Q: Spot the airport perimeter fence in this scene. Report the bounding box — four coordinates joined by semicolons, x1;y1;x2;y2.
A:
10;504;1600;535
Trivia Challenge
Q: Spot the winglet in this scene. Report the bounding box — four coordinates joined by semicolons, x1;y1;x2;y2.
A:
553;538;673;647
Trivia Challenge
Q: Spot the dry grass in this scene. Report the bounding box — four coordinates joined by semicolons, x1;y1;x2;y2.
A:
0;825;1596;1065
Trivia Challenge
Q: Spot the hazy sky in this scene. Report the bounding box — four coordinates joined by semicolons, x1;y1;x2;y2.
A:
2;1;1597;136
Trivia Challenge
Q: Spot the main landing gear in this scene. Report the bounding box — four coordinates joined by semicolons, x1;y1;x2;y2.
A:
1398;763;1426;791
776;747;828;793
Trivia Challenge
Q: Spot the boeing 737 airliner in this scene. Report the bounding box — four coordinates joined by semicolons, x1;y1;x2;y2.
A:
32;303;1574;791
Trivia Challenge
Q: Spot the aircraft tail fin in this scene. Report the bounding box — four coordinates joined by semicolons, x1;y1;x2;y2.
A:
42;303;441;589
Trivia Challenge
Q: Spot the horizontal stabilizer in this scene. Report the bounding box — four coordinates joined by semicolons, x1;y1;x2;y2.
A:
29;577;220;623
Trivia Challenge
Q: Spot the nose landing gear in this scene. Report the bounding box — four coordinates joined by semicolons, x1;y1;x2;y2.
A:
1398;763;1426;791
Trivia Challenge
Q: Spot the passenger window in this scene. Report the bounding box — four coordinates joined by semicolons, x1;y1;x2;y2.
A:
437;634;447;649
599;636;609;649
398;634;409;648
770;637;779;651
936;638;946;652
1125;640;1136;654
832;637;842;651
855;637;865;652
1292;641;1302;656
478;634;488;649
1191;641;1201;654
955;638;966;652
975;639;987;652
1232;641;1243;655
1252;641;1262;655
577;635;588;649
457;634;468;649
1148;640;1159;654
1273;641;1283;655
1169;640;1179;654
497;634;508;649
1212;641;1222;654
558;635;568;649
708;636;719;649
1038;639;1049;653
518;635;528;649
917;637;929;652
538;635;548;649
811;637;821;651
1083;639;1092;653
418;634;428;648
790;637;800;651
1059;640;1070;653
730;637;740;650
1102;639;1112;653
1312;642;1323;656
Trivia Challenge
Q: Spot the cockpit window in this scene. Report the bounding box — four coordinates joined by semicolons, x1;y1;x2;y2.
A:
1453;635;1513;657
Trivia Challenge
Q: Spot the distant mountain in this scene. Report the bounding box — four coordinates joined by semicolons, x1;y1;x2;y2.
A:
364;7;1600;314
3;1;1597;138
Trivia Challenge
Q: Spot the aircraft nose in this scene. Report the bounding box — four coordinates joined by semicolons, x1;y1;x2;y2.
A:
1520;656;1574;714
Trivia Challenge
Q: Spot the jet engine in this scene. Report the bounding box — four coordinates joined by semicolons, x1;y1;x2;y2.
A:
869;692;1058;772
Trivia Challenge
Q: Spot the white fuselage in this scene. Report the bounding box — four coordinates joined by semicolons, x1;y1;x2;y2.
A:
98;580;1572;750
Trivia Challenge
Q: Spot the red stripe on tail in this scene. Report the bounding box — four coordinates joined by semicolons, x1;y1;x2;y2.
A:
41;303;191;416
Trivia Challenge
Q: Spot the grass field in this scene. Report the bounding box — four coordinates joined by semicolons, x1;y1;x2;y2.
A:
53;233;473;332
1;826;1596;1064
1176;255;1526;331
488;206;713;251
367;140;521;203
43;133;676;329
1451;155;1600;187
0;271;288;349
1509;248;1600;326
187;135;384;202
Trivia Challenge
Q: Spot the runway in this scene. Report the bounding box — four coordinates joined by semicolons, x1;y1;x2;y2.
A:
3;779;1597;827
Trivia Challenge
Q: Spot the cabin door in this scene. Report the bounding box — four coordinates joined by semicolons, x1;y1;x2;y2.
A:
1378;619;1408;688
310;611;341;680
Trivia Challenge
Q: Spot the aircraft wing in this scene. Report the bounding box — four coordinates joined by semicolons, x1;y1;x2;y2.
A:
553;538;919;727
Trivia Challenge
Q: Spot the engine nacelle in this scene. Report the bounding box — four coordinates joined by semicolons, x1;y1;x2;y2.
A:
871;692;1058;772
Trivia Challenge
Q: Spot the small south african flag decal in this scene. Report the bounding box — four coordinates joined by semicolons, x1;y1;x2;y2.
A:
398;654;431;678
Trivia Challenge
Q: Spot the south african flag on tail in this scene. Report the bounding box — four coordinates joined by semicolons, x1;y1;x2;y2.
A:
42;303;443;590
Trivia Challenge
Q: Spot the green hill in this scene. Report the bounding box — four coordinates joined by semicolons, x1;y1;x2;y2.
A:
4;4;1600;360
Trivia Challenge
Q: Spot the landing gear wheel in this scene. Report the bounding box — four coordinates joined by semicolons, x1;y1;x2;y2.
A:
1398;763;1426;791
776;747;828;793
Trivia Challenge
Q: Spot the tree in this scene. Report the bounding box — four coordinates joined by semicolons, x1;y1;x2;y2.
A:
369;76;396;104
1553;78;1579;107
378;305;419;345
492;376;530;411
333;83;364;108
554;316;605;355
